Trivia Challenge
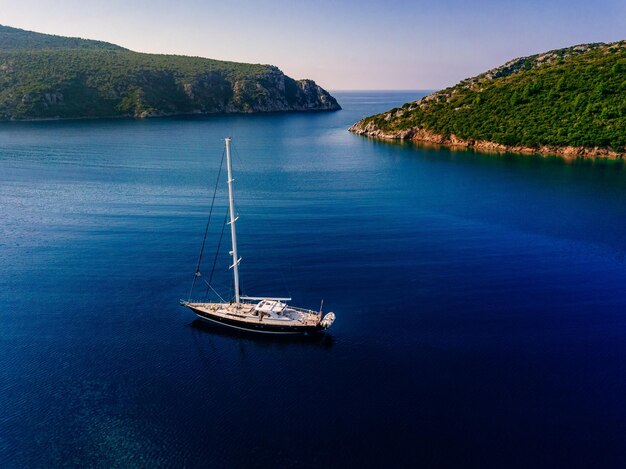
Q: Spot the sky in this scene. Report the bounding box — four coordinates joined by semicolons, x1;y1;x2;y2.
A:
1;0;625;90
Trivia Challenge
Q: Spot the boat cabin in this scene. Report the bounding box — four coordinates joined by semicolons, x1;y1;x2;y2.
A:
254;300;287;315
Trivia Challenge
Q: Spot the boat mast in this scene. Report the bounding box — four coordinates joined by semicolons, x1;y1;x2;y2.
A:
224;137;241;304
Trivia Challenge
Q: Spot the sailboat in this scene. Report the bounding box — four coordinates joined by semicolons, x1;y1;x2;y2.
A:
181;137;336;334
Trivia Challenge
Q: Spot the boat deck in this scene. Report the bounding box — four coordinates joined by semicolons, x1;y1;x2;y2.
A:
184;301;322;327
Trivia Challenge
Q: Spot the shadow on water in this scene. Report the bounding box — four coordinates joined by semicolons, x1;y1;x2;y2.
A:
187;319;336;349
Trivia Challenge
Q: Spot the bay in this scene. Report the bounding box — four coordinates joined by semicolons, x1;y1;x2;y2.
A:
1;91;626;467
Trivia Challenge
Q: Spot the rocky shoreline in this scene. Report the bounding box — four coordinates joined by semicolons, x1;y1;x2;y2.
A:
5;105;339;123
349;121;625;160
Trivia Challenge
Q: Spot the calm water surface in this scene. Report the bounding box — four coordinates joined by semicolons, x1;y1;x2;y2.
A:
1;91;626;468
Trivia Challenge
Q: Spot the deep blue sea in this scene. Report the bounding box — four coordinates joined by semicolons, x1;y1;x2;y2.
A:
1;91;626;468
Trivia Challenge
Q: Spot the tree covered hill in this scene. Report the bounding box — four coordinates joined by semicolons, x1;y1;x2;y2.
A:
350;41;626;158
0;25;340;120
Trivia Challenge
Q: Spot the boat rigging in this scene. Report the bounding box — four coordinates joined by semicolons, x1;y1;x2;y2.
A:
181;137;335;334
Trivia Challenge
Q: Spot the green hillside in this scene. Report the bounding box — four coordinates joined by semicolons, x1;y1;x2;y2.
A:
0;25;340;120
351;41;626;156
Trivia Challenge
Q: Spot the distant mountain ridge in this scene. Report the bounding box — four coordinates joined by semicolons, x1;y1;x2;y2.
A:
350;41;626;159
0;24;126;51
0;25;340;120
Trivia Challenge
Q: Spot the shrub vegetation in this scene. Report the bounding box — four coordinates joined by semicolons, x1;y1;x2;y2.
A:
359;42;626;151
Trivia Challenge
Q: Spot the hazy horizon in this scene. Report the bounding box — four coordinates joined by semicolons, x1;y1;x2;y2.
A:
1;0;625;90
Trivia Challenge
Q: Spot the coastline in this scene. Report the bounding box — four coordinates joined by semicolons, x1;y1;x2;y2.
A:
349;121;625;160
0;106;342;123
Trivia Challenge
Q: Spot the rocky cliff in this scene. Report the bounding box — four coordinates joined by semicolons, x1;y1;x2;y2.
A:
0;25;340;120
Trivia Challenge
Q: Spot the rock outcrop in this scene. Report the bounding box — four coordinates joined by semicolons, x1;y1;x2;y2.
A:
349;120;624;159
